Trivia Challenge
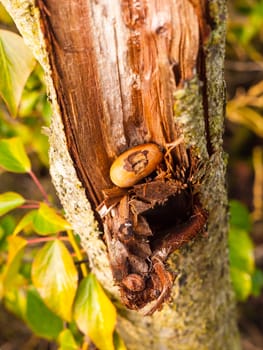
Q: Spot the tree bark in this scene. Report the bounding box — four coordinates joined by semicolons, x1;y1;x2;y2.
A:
3;0;241;349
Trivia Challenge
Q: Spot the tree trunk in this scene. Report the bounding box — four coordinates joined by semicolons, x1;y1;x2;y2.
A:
3;0;241;349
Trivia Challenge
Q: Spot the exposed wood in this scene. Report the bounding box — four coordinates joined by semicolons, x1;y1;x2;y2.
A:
36;0;203;208
35;0;213;314
2;0;241;349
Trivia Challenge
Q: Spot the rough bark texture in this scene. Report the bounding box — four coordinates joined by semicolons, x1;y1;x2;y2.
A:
3;0;241;349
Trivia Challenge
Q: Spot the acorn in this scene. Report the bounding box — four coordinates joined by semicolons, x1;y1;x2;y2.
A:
110;143;163;188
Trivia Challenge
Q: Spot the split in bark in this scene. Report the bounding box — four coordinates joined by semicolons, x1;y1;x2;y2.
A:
36;0;212;313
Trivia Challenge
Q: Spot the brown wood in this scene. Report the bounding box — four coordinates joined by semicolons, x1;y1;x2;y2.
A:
37;0;208;209
36;0;214;314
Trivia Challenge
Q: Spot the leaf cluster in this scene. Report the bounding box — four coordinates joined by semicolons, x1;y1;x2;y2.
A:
227;0;263;61
229;200;263;301
0;137;123;350
226;1;263;303
0;25;125;350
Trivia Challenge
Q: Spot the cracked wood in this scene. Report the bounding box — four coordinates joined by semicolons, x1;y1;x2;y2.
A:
37;0;211;313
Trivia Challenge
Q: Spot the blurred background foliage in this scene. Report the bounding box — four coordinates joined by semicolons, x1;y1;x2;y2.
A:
225;1;263;348
0;0;263;349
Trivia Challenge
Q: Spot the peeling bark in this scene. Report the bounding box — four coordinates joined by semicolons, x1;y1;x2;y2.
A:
2;0;241;349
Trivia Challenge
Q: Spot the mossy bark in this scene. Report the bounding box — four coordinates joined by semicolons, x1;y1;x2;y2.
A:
2;0;241;349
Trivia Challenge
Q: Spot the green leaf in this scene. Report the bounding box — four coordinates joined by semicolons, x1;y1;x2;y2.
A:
228;227;255;274
113;331;127;350
18;90;41;117
0;215;16;236
32;203;72;235
13;210;37;235
230;267;252;301
0;4;13;25
0;29;35;116
0;226;4;241
25;288;63;340
0;137;31;173
58;329;79;350
4;288;27;320
31;131;50;168
1;235;27;292
229;200;252;232
31;239;78;321
228;201;256;301
73;274;116;350
0;215;16;250
0;192;25;216
251;268;263;297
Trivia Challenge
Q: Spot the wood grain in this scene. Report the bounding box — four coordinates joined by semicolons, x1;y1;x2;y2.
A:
37;0;207;209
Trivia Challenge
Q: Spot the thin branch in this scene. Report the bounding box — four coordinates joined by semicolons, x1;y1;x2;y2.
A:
28;170;50;203
27;236;69;245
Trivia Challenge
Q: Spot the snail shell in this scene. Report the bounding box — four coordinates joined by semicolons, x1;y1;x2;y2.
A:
110;143;163;188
